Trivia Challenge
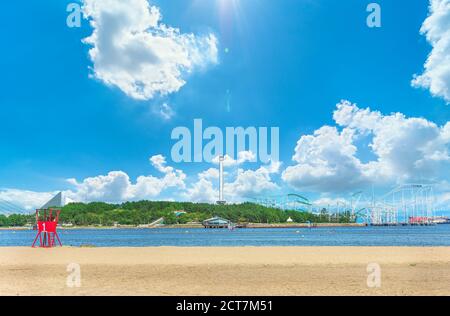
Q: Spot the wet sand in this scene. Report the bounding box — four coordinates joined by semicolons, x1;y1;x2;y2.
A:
0;247;449;296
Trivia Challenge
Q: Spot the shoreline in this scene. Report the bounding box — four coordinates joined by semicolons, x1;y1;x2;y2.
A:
0;222;367;231
0;247;449;295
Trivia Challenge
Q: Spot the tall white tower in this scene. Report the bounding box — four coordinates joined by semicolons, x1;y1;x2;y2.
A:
217;156;226;205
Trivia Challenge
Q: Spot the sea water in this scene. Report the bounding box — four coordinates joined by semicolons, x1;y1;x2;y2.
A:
1;225;450;247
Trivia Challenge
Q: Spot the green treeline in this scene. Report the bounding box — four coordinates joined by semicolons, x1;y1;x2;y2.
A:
0;201;354;227
0;214;31;227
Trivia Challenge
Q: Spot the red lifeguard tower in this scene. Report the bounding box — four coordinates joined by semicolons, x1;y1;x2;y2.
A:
32;208;62;248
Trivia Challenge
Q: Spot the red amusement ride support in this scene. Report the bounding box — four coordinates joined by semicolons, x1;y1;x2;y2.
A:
32;208;62;248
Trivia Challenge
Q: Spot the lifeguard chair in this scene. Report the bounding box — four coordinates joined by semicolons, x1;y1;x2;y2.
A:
32;208;62;248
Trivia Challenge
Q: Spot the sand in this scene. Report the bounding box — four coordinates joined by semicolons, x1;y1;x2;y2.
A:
0;247;449;296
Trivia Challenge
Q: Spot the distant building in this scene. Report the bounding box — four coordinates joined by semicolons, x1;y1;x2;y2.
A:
174;210;187;216
287;217;293;223
202;216;231;228
40;192;72;209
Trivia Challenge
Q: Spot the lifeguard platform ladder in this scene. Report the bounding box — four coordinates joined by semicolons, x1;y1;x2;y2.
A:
32;208;62;248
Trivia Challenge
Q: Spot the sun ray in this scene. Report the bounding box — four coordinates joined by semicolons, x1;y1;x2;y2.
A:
187;0;250;54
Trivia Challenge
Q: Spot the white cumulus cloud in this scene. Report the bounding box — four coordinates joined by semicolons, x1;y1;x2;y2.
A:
82;0;218;100
183;159;281;203
66;155;186;203
412;0;450;103
282;100;450;193
282;125;369;192
225;165;280;199
183;178;218;203
211;151;257;167
198;168;220;180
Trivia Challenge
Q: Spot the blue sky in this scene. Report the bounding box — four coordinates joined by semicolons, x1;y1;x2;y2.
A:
1;0;449;210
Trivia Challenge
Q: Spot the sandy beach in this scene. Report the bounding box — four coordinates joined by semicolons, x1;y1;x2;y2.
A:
0;247;449;296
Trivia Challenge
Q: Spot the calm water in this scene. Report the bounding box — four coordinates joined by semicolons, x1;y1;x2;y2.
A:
1;225;450;247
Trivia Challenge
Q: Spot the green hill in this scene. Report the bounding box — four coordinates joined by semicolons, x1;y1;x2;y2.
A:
0;201;354;227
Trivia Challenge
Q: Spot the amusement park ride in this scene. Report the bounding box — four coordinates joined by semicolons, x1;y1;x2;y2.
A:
32;208;63;248
351;184;436;226
250;184;440;226
249;193;312;212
